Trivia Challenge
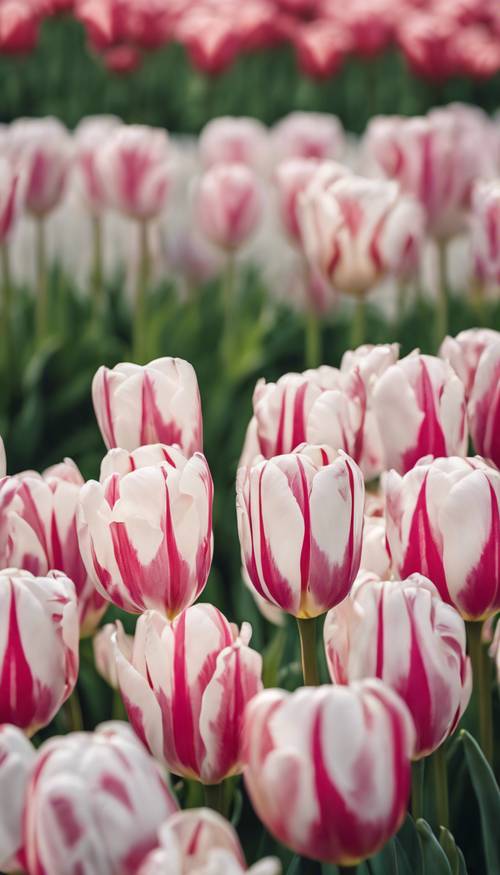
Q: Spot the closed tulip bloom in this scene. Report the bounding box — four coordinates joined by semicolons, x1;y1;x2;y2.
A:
468;340;500;467
0;570;79;733
0;726;36;873
275;157;321;245
243;681;415;866
237;445;364;618
360;492;391;578
324;574;472;757
471;180;500;286
0;0;40;53
199;117;269;171
195;163;264;251
8;117;72;217
299;175;425;295
92;358;203;456
113;604;263;784
22;722;178;875
93;622;132;689
99;443;186;481
373;353;467;474
96;124;171;220
0;157;23;242
74;115;121;214
293;20;350;81
0;437;5;477
138;810;281;875
78;451;213;617
439;328;500;397
0;460;107;636
272;112;345;163
385;455;500;620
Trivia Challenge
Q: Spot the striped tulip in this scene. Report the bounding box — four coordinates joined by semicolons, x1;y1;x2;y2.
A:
468;340;500;467
74;115;121;214
0;157;23;242
137;809;281;875
0;460;106;636
194;163;264;251
78;451;213;617
199;116;269;171
22;722;178;875
439;328;500;397
373;353;467;474
93;622;132;690
112;604;263;784
237;445;364;618
471;181;500;287
385;456;500;620
0;437;5;478
0;570;79;734
0;726;36;873
324;573;472;757
99;443;186;481
7;117;72;217
271;112;345;163
92;358;203;456
360;491;391;578
243;681;415;866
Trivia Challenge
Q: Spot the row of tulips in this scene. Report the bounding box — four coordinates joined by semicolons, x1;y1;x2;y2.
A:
1;0;499;82
0;325;498;871
0;106;499;369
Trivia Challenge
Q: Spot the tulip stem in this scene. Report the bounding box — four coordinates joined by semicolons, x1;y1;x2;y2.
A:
35;217;48;345
297;617;320;686
66;688;84;732
305;307;321;369
435;239;448;349
91;215;104;320
203;782;225;815
431;744;449;829
221;253;235;370
466;620;493;764
134;220;151;363
1;242;12;373
411;759;425;822
351;294;366;349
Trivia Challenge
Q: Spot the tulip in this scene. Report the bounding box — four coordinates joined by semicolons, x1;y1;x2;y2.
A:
0;569;79;733
324;573;472;757
293;20;350;80
92;357;203;456
237;444;364;620
194;163;264;252
0;0;40;53
199;116;269;171
0;437;5;477
7;117;72;218
470;180;500;288
112;604;263;785
274;157;322;245
138;809;281;875
99;442;187;481
271;112;345;163
78;450;213;617
384;455;500;621
0;461;107;636
178;11;241;75
243;680;415;865
74;115;121;215
338;0;393;58
0;725;36;873
468;339;500;467
0;157;23;243
93;622;132;689
372;352;467;474
22;721;178;875
439;328;500;397
360;491;391;578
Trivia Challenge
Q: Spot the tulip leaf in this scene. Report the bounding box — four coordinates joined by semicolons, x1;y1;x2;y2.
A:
460;730;500;875
262;627;287;688
439;828;468;875
393;815;424;875
417;820;452;874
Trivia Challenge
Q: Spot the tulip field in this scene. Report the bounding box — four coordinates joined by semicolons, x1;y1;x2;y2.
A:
0;4;500;875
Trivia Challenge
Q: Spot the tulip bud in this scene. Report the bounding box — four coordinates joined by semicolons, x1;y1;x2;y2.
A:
113;604;263;784
96;124;171;220
360;491;391;578
385;455;500;620
194;163;264;251
92;357;203;456
237;445;364;618
0;726;36;873
243;681;415;865
22;722;178;875
78;451;213;617
373;353;467;474
199;116;269;171
93;622;133;689
272;111;345;163
0;157;23;242
0;0;40;53
324;573;472;757
471;181;500;286
0;569;79;733
439;328;500;397
138;809;281;875
0;460;107;636
274;157;322;245
7;117;72;217
74;114;121;214
99;443;186;481
468;339;500;467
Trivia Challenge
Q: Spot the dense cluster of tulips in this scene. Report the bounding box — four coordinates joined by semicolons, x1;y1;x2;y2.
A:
0;104;499;372
1;0;499;80
0;319;498;872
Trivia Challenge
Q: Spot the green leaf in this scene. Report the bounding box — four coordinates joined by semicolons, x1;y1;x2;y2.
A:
461;730;500;875
262;627;287;688
416;820;452;874
439;828;468;875
394;815;424;875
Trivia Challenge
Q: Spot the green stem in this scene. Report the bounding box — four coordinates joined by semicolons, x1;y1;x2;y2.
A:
1;242;12;373
297;617;320;686
435;239;448;349
395;280;407;336
431;744;449;829
203;782;224;814
351;294;366;349
134;220;151;362
91;215;104;319
35;218;48;344
66;688;84;732
221;253;235;370
467;620;493;764
411;759;425;822
305;307;321;369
